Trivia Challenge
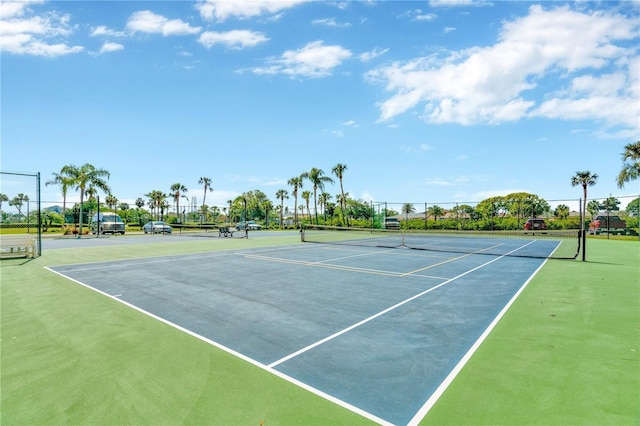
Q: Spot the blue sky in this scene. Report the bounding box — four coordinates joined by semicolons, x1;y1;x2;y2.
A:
2;0;639;213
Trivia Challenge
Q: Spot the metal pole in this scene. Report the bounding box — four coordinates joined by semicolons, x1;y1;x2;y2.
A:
36;172;42;256
580;198;586;262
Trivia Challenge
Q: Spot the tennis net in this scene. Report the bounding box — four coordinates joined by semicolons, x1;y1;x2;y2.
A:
301;225;581;259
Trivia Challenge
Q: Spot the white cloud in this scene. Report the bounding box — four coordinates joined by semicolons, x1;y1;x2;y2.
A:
196;0;307;22
198;30;269;49
126;10;201;36
429;0;483;7
0;5;83;57
90;25;127;38
359;47;389;62
312;17;351;28
366;5;639;136
97;41;124;54
252;40;352;78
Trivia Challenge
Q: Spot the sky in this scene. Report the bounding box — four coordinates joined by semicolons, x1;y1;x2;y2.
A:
2;0;639;214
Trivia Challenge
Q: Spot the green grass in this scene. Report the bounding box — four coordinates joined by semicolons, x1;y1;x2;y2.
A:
2;235;638;425
423;239;639;425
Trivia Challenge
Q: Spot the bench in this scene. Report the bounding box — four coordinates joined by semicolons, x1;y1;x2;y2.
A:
218;226;234;238
0;239;36;259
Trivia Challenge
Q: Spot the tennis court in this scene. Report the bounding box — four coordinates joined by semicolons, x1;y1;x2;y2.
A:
47;232;558;425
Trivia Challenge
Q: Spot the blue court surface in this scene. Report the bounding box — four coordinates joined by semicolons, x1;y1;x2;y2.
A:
48;242;549;425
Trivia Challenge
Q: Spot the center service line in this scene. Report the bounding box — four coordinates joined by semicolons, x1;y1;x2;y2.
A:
268;241;537;369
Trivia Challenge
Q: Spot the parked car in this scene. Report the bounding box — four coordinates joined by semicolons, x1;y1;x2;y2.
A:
236;220;262;230
524;218;546;230
384;217;400;230
143;221;172;234
589;215;628;235
90;213;125;235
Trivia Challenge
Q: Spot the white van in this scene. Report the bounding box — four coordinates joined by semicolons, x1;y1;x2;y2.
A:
90;213;125;235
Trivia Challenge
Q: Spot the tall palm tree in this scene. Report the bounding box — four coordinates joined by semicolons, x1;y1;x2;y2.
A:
64;163;111;235
105;194;118;212
332;163;348;226
275;189;289;228
170;183;188;222
617;141;640;188
301;190;312;222
145;190;166;220
287;175;303;226
198;177;212;207
571;171;598;227
45;170;74;225
301;168;334;224
401;203;415;224
319;192;331;223
0;193;8;211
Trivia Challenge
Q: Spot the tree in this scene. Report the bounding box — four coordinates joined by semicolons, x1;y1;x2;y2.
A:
287;175;303;226
554;204;570;220
587;200;601;219
45;170;74;225
301;168;334;224
616;141;640;188
0;193;7;211
198;177;213;221
600;196;620;212
332;163;348;226
64;163;111;235
301;190;312;221
427;205;444;221
9;194;29;217
275;189;289;228
105;194;118;212
626;198;639;217
170;183;188;223
571;171;598;226
262;200;273;228
401;203;415;223
135;198;145;209
145;190;167;220
319;192;332;223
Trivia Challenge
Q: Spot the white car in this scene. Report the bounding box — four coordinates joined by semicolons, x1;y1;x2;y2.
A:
236;220;262;230
143;221;172;234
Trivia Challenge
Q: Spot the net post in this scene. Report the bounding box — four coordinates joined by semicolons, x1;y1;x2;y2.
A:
579;198;586;262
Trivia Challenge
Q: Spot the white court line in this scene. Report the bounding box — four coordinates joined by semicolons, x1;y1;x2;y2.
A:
268;240;537;369
407;254;548;425
44;265;393;426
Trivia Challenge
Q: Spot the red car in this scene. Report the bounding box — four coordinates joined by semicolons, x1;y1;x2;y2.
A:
524;218;546;230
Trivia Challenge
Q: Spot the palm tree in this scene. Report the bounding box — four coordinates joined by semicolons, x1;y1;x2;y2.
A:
301;168;334;224
332;163;348;226
571;171;598;227
105;194;118;212
0;193;8;211
319;192;331;223
45;170;74;225
145;190;166;220
287;175;303;226
301;190;312;222
9;194;29;217
262;200;273;229
64;163;111;235
617;141;640;188
198;177;213;221
427;205;444;221
554;204;570;220
401;203;415;224
170;183;188;223
275;189;289;228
